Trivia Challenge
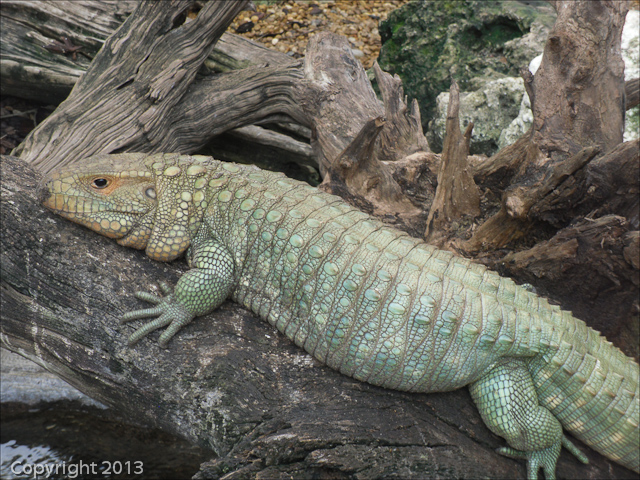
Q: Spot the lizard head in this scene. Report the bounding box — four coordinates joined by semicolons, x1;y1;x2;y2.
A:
40;153;158;252
41;153;217;262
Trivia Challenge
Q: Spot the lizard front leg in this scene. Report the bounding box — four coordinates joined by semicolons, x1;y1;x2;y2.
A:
121;238;235;347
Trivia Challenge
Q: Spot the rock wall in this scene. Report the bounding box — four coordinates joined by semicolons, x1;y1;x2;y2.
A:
378;0;556;129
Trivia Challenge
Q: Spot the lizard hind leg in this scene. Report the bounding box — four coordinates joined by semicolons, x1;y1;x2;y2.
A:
469;359;587;480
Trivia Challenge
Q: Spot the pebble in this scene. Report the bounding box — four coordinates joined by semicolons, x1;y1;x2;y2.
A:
228;0;410;69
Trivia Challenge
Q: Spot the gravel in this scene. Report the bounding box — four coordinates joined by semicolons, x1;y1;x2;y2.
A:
229;0;410;69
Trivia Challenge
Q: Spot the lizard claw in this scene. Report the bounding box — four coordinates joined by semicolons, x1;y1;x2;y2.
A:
158;281;173;295
132;290;164;305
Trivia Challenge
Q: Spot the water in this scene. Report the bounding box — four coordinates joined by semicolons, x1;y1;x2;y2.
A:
1;405;212;479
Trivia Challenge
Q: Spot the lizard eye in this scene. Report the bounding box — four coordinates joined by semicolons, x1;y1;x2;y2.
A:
91;178;109;189
145;187;156;199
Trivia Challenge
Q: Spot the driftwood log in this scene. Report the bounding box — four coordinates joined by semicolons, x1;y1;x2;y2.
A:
462;0;631;251
0;0;310;173
0;0;295;103
1;0;638;478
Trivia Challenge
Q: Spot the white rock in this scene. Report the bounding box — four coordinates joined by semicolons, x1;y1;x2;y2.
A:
529;54;543;75
622;9;639;142
428;77;525;156
622;10;640;81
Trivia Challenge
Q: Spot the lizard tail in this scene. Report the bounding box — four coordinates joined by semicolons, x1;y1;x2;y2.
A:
529;309;639;472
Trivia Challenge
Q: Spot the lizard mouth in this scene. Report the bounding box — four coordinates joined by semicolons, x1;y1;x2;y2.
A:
39;181;145;239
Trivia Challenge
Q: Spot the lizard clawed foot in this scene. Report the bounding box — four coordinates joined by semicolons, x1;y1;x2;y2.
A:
497;435;587;480
498;442;560;480
121;284;195;347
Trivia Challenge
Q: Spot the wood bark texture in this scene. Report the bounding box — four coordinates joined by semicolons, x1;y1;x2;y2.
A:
13;0;257;172
626;77;639;110
424;81;480;244
295;33;428;227
2;154;635;480
0;0;310;172
0;0;291;103
0;0;138;103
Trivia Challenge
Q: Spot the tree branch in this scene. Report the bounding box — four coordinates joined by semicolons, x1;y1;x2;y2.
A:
297;32;423;226
15;0;251;172
465;0;629;251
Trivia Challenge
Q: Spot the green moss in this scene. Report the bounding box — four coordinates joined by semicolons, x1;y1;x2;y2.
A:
483;20;524;46
392;20;404;35
625;105;639;141
384;39;399;57
378;0;555;128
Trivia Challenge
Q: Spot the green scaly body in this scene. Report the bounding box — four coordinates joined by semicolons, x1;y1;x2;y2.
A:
40;153;639;479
